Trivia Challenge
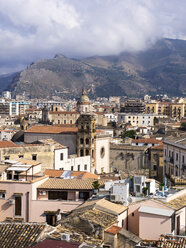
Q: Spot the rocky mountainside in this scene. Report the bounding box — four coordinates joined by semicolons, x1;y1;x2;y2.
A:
7;38;186;98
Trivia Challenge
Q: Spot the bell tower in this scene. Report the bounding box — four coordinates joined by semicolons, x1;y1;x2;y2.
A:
77;114;96;170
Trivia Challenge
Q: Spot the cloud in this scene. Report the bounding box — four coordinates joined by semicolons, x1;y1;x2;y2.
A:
0;0;186;73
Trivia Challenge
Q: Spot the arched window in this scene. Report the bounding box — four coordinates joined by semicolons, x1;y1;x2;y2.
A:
80;149;84;157
86;149;89;156
86;138;89;144
80;138;84;144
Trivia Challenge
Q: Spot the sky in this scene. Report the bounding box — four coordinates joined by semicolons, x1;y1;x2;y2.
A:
0;0;186;74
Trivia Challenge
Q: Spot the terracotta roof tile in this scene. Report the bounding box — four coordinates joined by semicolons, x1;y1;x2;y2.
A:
0;141;20;148
105;225;122;235
75;198;127;215
44;169;99;179
132;138;162;144
26;125;78;134
151;143;164;150
31;239;80;248
38;178;105;190
0;222;46;248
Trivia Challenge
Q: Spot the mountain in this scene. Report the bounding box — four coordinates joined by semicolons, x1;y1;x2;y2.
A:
7;38;186;98
0;72;18;92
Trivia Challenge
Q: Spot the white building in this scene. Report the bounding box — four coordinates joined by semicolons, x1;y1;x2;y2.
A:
118;113;155;127
164;137;186;178
104;113;117;122
133;176;156;195
54;146;91;172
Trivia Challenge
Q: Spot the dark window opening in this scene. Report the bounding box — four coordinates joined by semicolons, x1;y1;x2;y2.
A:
86;138;89;144
48;191;67;200
80;149;84;157
79;192;89;201
86;149;89;156
80;138;84;144
15;196;22;216
32;154;37;161
60;153;63;160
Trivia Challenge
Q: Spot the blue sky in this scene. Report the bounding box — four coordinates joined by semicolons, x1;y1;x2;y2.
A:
0;0;186;74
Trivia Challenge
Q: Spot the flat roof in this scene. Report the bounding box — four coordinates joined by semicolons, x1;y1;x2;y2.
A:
139;205;174;217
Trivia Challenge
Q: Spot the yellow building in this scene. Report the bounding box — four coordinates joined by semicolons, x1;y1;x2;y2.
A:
145;102;186;119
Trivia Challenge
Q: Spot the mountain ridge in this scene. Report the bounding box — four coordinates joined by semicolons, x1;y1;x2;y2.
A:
3;38;186;98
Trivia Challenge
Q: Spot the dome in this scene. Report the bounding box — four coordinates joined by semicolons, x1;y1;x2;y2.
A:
78;89;90;104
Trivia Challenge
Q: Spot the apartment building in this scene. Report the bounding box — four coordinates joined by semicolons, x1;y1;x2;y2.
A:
164;136;186;184
118;113;156;127
145;102;186;119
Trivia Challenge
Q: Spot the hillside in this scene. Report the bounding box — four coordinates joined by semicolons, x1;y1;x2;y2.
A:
6;38;186;98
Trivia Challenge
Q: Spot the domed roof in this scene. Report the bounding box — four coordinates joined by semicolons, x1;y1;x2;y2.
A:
78;89;90;104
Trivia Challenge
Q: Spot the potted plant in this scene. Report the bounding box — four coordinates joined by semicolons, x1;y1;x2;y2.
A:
92;180;100;194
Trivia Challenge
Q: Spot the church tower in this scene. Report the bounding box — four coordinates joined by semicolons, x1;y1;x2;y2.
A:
77;89;91;114
77;113;96;169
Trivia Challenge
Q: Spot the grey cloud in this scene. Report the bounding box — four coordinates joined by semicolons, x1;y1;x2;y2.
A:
0;0;186;73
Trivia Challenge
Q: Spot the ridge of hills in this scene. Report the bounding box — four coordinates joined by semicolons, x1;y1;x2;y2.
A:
3;38;186;99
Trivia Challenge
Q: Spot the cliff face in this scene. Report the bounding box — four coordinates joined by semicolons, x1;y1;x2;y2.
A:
7;38;186;98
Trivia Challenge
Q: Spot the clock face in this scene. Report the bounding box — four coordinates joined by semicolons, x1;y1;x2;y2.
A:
100;147;105;158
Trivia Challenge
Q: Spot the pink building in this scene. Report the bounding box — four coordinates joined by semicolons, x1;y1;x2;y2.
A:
0;176;105;225
128;194;186;241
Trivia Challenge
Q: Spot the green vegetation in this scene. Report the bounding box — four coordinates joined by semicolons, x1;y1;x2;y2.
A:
180;122;186;130
92;180;100;189
121;130;136;139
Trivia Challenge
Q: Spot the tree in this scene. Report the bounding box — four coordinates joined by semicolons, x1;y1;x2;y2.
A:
121;130;136;139
142;187;148;196
92;180;100;189
180;122;186;130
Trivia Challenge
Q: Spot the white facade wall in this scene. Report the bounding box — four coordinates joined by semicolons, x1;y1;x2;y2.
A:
112;183;129;204
164;142;186;177
104;113;117;122
54;148;91;172
118;113;154;127
95;136;110;174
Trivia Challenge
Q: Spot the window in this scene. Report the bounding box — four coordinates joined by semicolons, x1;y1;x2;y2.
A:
70;120;72;124
80;149;84;157
4;156;10;160
132;212;135;216
86;149;89;156
48;191;67;200
84;164;87;170
78;165;80;171
71;166;73;171
39;191;46;196
0;192;5;199
64;120;66;124
80;138;84;144
15;196;22;216
32;154;37;161
176;153;178;161
60;153;63;160
100;147;105;158
79;192;89;201
136;185;140;192
86;138;89;144
165;149;167;156
18;155;24;158
58;120;60;124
